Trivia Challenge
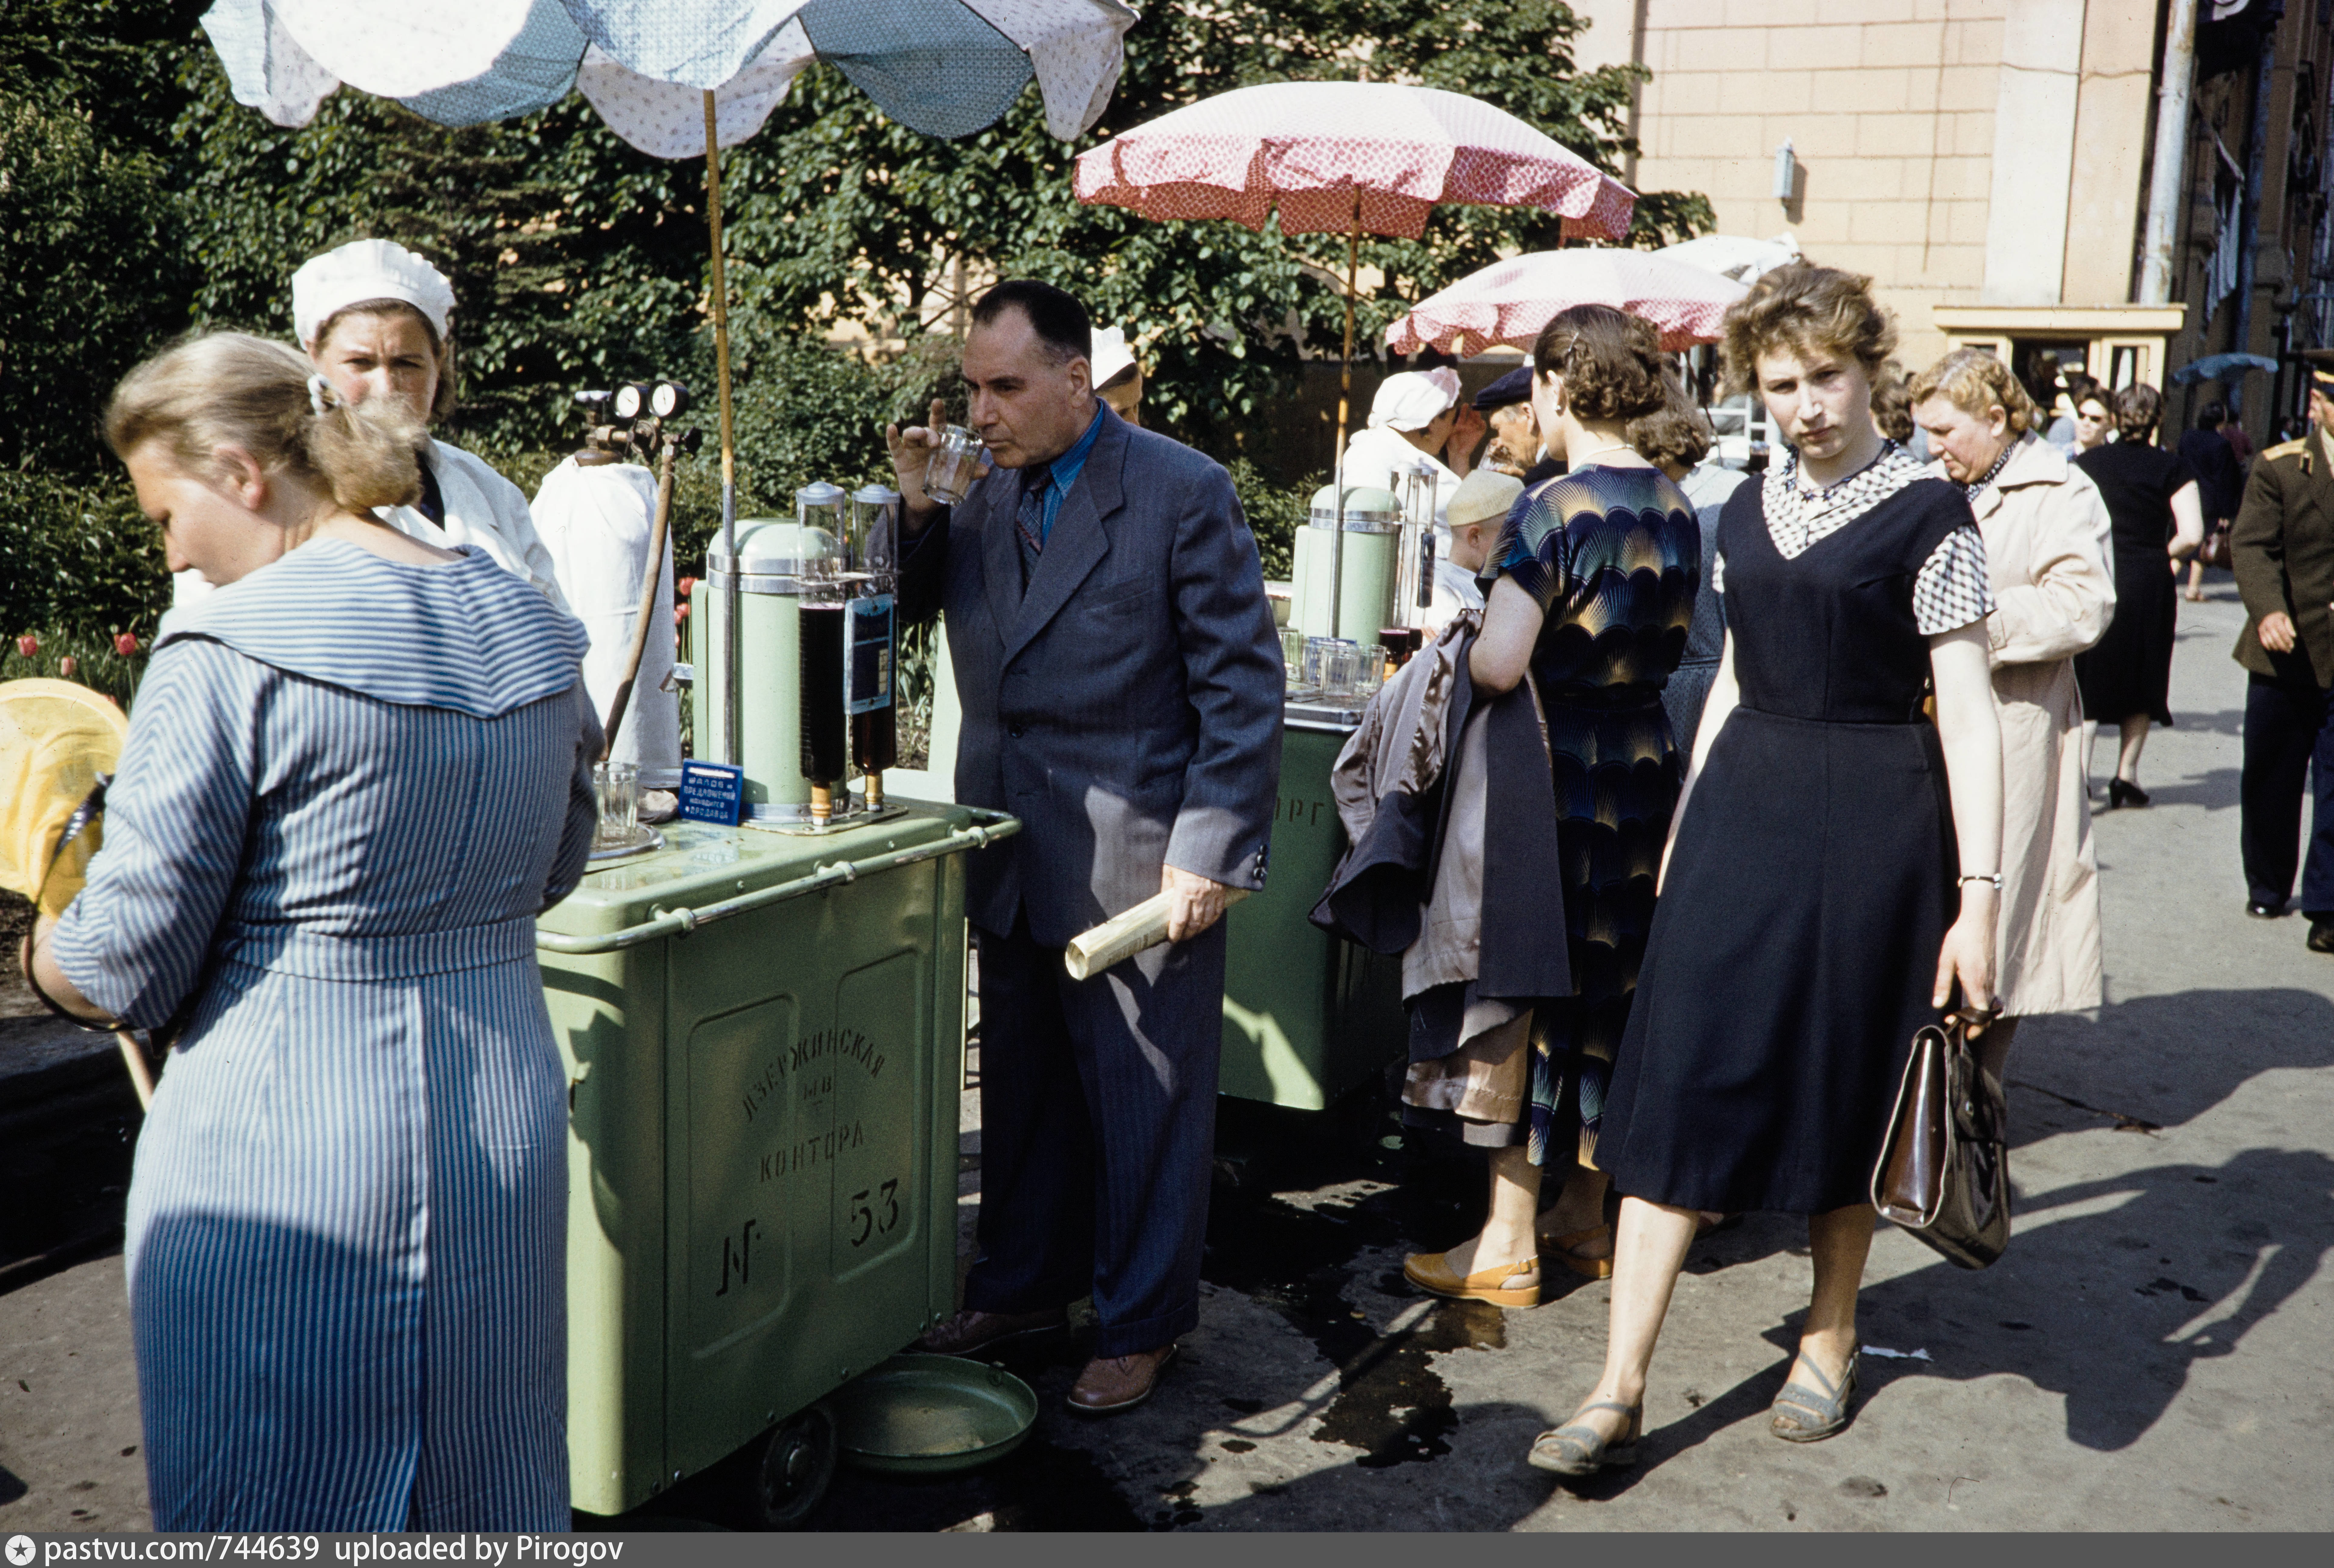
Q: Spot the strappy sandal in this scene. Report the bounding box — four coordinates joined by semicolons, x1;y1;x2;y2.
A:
1769;1351;1859;1443
1540;1225;1614;1280
1402;1250;1543;1308
1527;1399;1641;1476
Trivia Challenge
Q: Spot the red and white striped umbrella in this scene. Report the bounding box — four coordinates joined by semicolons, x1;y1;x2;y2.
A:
1072;80;1634;241
1384;248;1749;357
1073;80;1635;457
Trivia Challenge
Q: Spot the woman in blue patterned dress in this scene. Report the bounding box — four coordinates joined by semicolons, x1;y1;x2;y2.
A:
1401;305;1700;1307
25;334;596;1529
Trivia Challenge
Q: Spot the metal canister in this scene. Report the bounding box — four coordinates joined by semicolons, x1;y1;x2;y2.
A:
695;520;843;821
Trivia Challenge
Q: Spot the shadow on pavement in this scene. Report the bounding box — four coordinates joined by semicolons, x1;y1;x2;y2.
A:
1559;1143;2334;1497
1849;1145;2334;1453
2006;987;2334;1149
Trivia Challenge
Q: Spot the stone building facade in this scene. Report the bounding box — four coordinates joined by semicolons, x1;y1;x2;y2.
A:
1574;0;2334;443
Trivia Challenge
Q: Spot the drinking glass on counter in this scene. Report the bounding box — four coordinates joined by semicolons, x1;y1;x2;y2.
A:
593;761;640;850
1280;627;1307;682
923;426;989;506
1354;644;1388;700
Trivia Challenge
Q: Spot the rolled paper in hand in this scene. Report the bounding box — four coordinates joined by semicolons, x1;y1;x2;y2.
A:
1063;887;1251;981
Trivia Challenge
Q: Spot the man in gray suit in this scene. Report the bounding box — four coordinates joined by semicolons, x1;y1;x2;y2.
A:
886;281;1283;1413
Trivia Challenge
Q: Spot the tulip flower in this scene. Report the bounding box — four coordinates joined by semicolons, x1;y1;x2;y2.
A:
15;634;37;659
115;632;140;657
58;655;77;678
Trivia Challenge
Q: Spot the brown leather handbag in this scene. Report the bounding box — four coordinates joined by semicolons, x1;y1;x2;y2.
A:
1870;1007;2010;1269
2198;523;2233;570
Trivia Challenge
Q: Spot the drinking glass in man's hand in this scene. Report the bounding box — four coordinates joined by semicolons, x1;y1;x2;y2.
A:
924;426;989;507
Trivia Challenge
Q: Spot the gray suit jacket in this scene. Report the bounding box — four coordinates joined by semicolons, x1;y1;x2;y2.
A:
899;405;1284;946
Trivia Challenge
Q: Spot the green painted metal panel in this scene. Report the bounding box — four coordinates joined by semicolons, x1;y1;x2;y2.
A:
1218;721;1405;1110
540;806;973;1514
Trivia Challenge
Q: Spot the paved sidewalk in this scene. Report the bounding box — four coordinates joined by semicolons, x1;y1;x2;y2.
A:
4;579;2329;1532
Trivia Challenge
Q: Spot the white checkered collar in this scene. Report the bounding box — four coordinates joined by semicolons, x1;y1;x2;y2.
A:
1761;439;1926;560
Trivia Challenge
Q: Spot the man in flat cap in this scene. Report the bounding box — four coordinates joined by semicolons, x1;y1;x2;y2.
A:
2230;348;2334;950
1473;365;1561;488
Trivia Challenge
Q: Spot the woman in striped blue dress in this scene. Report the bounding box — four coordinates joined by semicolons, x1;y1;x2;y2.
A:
26;334;596;1530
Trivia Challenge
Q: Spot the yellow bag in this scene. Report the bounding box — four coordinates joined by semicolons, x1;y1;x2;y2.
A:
0;679;131;919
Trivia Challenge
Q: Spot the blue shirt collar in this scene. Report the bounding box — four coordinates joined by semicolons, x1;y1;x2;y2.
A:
1031;403;1106;543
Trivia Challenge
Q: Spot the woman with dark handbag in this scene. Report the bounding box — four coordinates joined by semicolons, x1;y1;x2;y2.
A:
1527;265;2004;1477
2071;384;2206;802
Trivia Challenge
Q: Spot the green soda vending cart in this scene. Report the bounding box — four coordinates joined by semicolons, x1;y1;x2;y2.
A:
536;804;1014;1524
1216;701;1405;1110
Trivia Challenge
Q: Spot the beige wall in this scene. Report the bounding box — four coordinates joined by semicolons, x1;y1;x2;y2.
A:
1616;1;2165;373
1626;0;2012;370
2061;1;2159;309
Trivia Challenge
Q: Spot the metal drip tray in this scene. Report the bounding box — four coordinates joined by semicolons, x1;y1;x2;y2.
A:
831;1355;1038;1475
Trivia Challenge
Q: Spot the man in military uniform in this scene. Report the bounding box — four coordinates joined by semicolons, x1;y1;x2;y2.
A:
2230;349;2334;950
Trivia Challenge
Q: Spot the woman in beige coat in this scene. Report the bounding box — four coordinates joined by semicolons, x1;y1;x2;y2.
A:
1911;348;2113;1062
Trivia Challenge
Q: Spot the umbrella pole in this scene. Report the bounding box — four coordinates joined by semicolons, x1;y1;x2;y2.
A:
705;91;740;768
1330;197;1360;643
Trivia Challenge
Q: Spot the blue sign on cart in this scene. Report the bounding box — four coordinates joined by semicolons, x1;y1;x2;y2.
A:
679;760;744;826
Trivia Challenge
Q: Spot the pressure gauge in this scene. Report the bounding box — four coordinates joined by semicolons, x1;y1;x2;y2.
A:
651;381;690;418
612;383;649;421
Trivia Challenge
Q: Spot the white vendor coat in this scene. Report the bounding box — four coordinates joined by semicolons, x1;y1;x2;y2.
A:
530;456;681;785
1341;425;1461;532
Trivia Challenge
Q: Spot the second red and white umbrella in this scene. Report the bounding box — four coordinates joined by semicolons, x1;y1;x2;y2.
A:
1384;247;1749;357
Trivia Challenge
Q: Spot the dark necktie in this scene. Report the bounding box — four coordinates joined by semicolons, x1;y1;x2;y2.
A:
1015;461;1052;588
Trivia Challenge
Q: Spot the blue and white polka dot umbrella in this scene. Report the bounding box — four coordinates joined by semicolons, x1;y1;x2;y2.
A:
200;0;1137;150
196;0;1138;582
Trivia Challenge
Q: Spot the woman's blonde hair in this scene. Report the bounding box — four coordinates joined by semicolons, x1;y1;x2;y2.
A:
313;299;459;423
1626;371;1713;472
1533;303;1670;423
105;332;425;512
1718;262;1897;397
1906;347;2041;437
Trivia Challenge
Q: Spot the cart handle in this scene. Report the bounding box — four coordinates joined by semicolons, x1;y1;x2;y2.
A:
535;808;1021;956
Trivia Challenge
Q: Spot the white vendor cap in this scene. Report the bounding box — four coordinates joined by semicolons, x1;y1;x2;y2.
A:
1091;325;1138;388
1368;368;1462;431
291;239;456;348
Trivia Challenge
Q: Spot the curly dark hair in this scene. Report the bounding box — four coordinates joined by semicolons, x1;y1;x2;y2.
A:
1532;303;1668;423
1869;360;1915;442
1626;373;1712;472
1718;262;1896;397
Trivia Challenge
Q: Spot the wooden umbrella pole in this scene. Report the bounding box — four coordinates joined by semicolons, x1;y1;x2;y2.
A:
1329;193;1361;642
704;90;741;767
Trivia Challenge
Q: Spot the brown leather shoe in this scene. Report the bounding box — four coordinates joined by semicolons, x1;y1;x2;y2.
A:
915;1307;1066;1357
1066;1343;1178;1415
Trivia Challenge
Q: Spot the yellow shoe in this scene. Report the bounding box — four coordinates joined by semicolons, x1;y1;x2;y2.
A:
1402;1249;1542;1308
1542;1225;1614;1281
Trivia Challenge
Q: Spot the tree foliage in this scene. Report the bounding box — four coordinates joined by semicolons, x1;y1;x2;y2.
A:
721;0;1710;444
2;0;1708;644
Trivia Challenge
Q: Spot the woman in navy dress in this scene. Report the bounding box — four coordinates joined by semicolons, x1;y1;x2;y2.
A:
26;334;595;1529
1402;305;1699;1308
1528;267;2005;1475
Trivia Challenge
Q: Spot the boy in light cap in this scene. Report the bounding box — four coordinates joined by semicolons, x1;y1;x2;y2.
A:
1424;467;1523;630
